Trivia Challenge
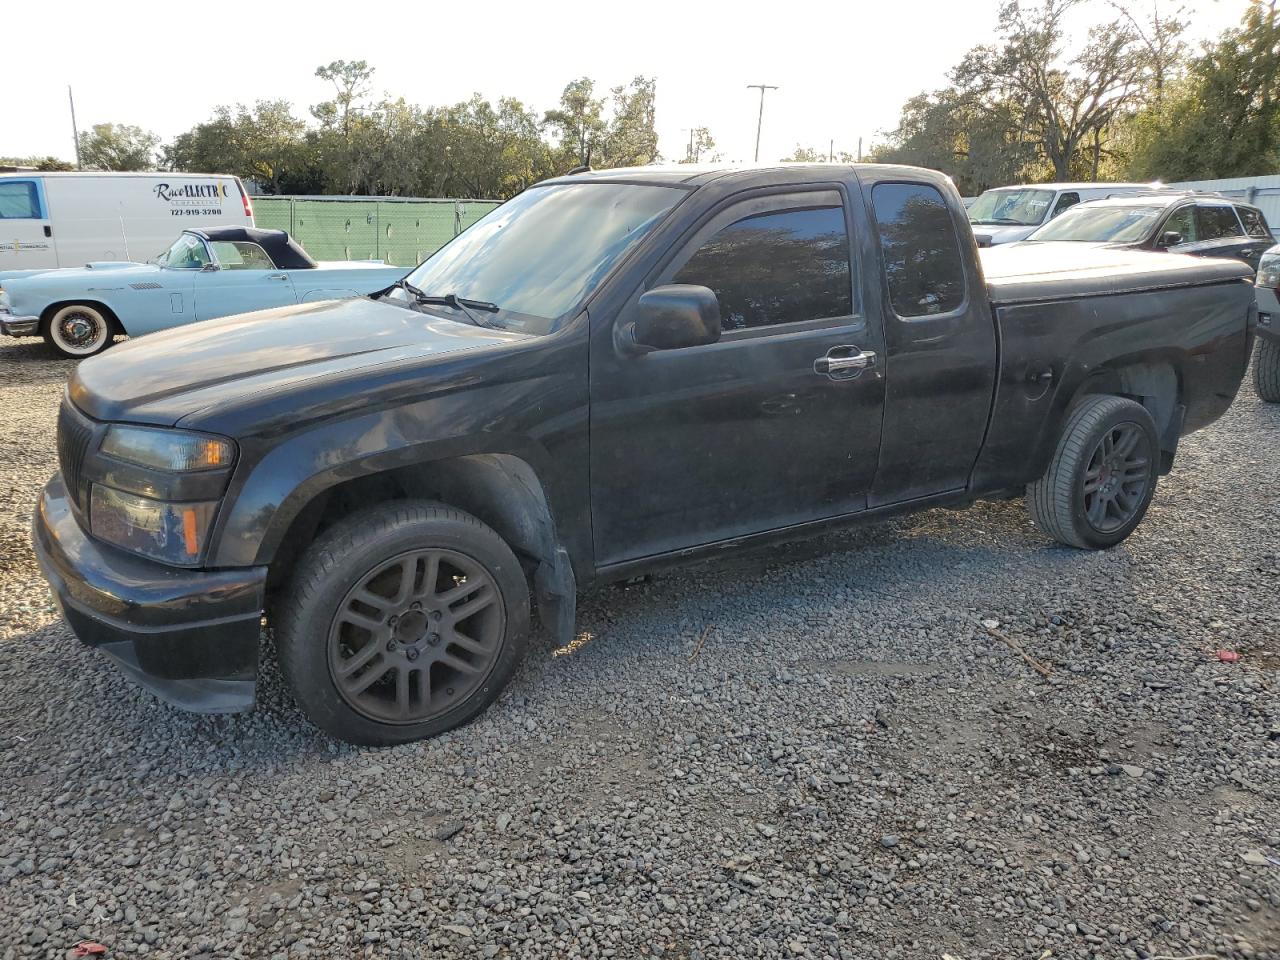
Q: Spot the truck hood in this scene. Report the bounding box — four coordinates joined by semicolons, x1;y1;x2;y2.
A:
70;296;530;426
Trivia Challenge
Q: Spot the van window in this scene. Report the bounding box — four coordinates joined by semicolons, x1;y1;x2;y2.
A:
210;241;275;270
872;182;966;318
672;205;852;331
0;181;40;220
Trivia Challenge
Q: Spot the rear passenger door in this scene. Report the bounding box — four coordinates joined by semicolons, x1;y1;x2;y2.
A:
861;178;998;506
1192;204;1252;265
588;188;886;565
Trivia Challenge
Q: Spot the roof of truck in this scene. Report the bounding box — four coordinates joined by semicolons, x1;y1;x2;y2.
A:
981;243;1253;305
539;162;878;188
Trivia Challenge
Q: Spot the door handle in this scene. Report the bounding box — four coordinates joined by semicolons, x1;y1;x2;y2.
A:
43;225;52;238
266;274;288;281
814;347;877;378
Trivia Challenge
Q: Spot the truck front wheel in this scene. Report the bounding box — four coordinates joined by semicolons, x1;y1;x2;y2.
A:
276;501;530;746
1255;337;1280;402
1027;395;1159;550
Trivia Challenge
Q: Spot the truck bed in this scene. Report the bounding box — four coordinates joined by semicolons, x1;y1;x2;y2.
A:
981;243;1254;304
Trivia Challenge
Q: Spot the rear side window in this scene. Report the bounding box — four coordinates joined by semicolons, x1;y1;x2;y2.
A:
0;181;40;220
872;182;965;317
1198;206;1244;241
1052;192;1081;217
210;240;275;270
673;206;852;331
1239;207;1271;239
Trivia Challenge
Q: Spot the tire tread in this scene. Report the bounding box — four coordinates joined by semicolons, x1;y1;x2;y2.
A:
1255;337;1280;403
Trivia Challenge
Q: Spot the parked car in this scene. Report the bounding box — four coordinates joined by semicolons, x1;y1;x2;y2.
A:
0;226;408;357
968;182;1160;246
1254;245;1280;401
0;171;253;280
33;163;1256;745
1020;194;1275;270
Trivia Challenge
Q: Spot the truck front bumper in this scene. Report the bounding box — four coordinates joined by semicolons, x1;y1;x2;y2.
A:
32;473;268;714
0;311;40;337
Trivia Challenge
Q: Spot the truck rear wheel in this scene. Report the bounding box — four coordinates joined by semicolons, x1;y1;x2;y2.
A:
1255;337;1280;403
276;501;529;746
1027;395;1159;550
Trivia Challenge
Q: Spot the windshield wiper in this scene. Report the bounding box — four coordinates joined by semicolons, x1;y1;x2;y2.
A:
415;293;501;329
384;277;428;299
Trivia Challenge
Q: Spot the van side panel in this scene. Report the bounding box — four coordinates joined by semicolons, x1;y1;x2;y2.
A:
39;175;252;269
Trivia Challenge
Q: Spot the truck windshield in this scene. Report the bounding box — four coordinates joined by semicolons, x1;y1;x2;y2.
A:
1028;204;1163;243
397;181;686;334
968;188;1055;226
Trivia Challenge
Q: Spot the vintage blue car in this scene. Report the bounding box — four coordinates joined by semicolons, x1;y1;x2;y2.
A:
0;226;408;357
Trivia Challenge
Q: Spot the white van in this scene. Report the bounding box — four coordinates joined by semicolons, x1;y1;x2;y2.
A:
0;171;253;278
968;182;1162;246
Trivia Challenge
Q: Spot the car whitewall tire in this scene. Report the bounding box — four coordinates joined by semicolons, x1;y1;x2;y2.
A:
44;304;114;359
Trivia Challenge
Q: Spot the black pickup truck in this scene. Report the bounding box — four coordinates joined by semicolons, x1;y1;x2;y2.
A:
34;164;1256;745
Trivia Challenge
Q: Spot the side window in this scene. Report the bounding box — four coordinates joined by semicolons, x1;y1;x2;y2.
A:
0;181;40;220
872;182;966;318
1198;205;1244;241
1162;206;1197;244
1052;192;1081;217
672;205;851;331
210;240;275;270
1239;207;1271;239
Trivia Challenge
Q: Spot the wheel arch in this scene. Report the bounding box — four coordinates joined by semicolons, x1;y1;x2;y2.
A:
40;299;126;336
1060;356;1184;472
261;452;578;643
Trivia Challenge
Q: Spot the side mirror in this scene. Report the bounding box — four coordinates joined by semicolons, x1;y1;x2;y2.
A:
625;284;721;353
1157;231;1183;249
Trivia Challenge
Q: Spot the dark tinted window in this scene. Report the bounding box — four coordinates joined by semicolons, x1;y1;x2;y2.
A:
1052;192;1081;216
1198;205;1244;241
1162;206;1197;244
673;206;851;331
1239;207;1271;239
872;182;965;317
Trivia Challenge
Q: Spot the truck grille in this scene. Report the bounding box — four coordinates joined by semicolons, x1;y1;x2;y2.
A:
56;399;94;510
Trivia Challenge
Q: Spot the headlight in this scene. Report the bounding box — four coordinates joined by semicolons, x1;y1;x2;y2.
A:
90;486;219;565
1258;249;1280;289
101;425;234;472
89;426;236;565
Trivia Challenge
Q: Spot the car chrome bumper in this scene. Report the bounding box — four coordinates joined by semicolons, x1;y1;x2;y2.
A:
0;312;40;337
32;473;268;714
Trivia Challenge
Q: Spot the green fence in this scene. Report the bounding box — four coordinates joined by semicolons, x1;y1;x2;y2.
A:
252;196;502;268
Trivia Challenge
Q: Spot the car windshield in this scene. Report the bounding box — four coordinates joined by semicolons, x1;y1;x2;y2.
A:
968;188;1055;226
396;181;686;334
159;233;211;269
1028;205;1163;243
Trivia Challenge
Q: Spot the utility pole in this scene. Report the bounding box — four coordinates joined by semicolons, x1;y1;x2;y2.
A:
828;139;833;162
747;84;778;163
68;86;82;169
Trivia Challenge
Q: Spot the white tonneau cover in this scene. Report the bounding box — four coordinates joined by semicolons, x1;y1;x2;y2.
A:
981;242;1253;305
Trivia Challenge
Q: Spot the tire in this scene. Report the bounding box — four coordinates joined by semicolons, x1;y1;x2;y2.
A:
276;500;529;746
42;304;114;359
1255;337;1280;403
1027;395;1160;550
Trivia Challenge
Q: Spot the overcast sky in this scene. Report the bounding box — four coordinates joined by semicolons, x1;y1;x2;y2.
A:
1;0;1253;169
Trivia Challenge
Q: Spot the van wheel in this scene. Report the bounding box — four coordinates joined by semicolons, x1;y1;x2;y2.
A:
43;304;114;358
276;500;529;746
1255;337;1280;402
1027;395;1159;549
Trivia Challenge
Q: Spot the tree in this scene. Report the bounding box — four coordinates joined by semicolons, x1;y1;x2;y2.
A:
312;60;374;140
953;0;1147;181
1125;0;1280;179
782;145;825;162
678;127;719;163
166;101;317;193
544;78;606;168
79;123;159;171
599;76;659;167
0;155;74;171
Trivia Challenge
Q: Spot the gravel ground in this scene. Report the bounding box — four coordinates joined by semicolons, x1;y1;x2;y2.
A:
0;334;1276;960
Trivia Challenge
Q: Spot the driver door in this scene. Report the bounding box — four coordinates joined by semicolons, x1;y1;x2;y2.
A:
195;240;298;321
588;189;886;567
